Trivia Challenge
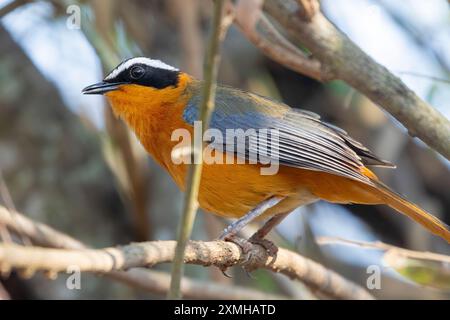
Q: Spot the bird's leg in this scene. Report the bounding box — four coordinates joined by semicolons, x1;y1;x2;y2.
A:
219;196;284;254
248;212;290;256
217;196;285;278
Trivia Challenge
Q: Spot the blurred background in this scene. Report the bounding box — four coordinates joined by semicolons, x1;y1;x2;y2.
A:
0;0;449;299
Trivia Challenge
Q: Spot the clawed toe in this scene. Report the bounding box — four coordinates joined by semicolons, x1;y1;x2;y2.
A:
219;231;279;256
248;236;278;256
218;234;253;276
219;268;233;278
219;233;253;254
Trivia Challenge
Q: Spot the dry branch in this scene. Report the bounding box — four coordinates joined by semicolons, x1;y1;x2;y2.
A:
0;238;374;300
0;198;373;300
318;236;450;290
0;207;285;300
234;0;322;81
261;0;450;160
108;269;285;300
296;0;320;22
0;207;85;250
317;236;450;263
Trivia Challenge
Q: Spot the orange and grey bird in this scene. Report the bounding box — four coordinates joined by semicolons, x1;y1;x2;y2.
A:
83;57;450;249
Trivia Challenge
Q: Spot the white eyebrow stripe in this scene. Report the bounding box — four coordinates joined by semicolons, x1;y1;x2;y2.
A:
104;57;179;81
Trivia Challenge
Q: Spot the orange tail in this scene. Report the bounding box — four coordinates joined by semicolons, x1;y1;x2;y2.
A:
373;181;450;243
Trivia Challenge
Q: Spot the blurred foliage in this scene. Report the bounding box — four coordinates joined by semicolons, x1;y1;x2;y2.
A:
384;251;450;290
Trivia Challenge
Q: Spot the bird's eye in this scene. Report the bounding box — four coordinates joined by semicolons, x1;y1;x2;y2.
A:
130;66;145;80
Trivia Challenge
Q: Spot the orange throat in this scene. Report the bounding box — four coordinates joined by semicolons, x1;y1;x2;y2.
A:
105;73;196;176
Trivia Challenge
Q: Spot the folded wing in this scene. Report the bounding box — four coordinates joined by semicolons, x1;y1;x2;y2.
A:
184;85;393;185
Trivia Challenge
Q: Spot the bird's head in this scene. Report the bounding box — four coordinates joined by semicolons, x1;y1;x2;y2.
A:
83;57;192;119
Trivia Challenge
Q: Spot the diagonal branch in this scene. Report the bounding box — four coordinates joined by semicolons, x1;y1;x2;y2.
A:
317;236;450;263
0;0;29;18
234;0;322;81
318;236;450;290
296;0;320;22
262;0;450;160
0;282;10;300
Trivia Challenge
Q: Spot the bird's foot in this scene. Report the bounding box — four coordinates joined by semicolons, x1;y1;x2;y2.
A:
248;235;279;256
219;233;278;257
218;233;278;278
218;233;254;278
219;233;254;254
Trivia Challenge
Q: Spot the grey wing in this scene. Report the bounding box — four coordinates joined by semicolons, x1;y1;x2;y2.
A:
184;85;393;184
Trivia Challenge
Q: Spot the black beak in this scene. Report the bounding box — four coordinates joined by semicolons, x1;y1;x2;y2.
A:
82;81;128;95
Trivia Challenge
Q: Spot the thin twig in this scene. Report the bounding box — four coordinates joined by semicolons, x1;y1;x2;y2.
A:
0;282;10;300
0;240;374;300
318;236;450;290
0;0;28;18
0;175;12;244
0;207;85;250
396;71;450;84
317;236;450;263
108;269;286;300
170;0;204;78
0;206;286;300
263;0;450;160
0;170;30;245
0;215;11;244
168;0;230;299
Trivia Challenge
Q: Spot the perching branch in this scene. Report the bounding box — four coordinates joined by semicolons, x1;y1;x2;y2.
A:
0;239;374;300
0;207;286;300
0;206;373;300
260;0;450;160
1;206;368;300
169;0;231;299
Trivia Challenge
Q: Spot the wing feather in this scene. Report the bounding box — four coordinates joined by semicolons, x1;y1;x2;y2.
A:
184;85;392;184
